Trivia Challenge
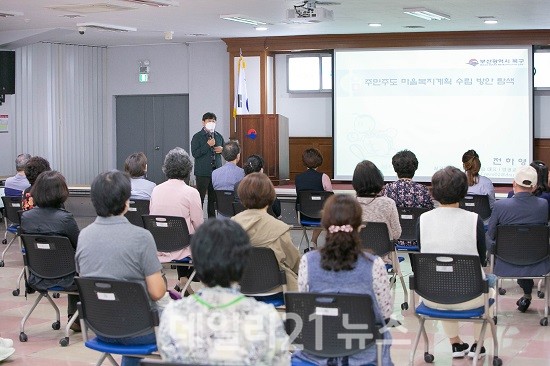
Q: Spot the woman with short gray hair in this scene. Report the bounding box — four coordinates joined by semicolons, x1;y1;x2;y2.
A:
150;147;204;292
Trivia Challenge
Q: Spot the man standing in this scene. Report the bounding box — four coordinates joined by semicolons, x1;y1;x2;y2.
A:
191;112;224;218
4;153;31;197
212;140;244;191
487;165;549;312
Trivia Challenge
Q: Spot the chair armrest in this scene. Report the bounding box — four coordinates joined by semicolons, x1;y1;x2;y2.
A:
409;275;415;291
279;270;287;285
76;302;89;342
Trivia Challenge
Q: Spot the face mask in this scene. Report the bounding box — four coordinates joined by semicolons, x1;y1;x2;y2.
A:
205;122;216;133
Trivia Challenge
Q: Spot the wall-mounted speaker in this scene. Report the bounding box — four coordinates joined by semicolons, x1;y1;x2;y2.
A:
0;51;15;95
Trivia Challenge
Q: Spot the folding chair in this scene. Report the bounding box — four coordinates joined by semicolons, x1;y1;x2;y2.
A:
360;222;408;310
214;190;236;217
239;247;287;307
1;196;22;267
396;207;430;251
19;234;79;347
409;253;500;366
490;224;550;326
233;201;277;218
459;194;492;223
285;292;385;366
76;277;160;366
142;215;195;294
125;199;150;227
295;191;333;251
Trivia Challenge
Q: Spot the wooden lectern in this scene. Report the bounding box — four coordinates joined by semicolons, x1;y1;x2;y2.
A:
231;114;289;183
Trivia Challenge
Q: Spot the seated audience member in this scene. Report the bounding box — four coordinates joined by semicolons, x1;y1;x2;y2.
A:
150;147;203;291
76;170;166;366
234;154;281;218
0;338;15;362
295;148;333;249
383;150;433;209
124;152;156;200
383;150;433;247
488;165;549;313
4;153;31;197
509;161;550;216
212;140;244;191
418;166;492;359
21;171;80;330
462;149;496;209
295;194;393;365
353;160;401;242
232;173;300;291
22;156;51;211
157;219;290;365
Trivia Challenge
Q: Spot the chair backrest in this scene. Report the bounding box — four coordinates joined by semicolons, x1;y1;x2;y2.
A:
232;201;247;215
359;222;393;256
214;190;236;217
495;225;550;266
296;191;334;220
409;253;485;305
76;277;158;339
20;234;76;279
285;292;380;357
142;215;190;252
397;207;430;242
459;194;492;221
240;247;286;295
125;199;150;227
1;195;22;225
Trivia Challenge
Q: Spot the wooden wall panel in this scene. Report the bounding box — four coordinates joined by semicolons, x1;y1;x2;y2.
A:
289;137;333;182
534;139;550;164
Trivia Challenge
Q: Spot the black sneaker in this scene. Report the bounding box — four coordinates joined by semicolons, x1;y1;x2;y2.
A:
516;296;531;312
468;343;486;358
451;342;469;358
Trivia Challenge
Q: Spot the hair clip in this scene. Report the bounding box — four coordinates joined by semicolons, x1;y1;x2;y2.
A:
328;224;353;234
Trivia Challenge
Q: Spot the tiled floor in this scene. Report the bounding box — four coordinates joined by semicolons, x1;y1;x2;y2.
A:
1;220;549;365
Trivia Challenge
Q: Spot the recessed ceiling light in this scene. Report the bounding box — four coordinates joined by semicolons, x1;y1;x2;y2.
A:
403;8;450;21
220;14;267;26
255;26;268;31
368;23;382;27
484;19;498;25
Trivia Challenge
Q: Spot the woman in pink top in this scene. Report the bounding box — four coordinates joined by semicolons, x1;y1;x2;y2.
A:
150;147;204;290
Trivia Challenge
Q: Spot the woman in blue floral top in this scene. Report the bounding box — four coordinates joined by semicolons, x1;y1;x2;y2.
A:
157;219;290;365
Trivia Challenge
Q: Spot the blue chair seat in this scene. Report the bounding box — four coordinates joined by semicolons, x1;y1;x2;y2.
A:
85;338;158;355
171;256;192;264
253;292;285;307
7;224;19;234
395;244;419;251
385;256;405;271
416;299;494;319
300;219;321;227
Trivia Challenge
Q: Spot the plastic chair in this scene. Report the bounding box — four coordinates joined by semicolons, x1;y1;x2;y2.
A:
1;196;22;267
296;191;333;251
490;224;550;326
459;194;492;221
284;292;384;365
409;253;500;366
76;277;159;366
396;207;430;250
240;247;287;307
214;190;236;217
19;234;79;347
125;199;150;227
141;215;195;294
360;222;408;310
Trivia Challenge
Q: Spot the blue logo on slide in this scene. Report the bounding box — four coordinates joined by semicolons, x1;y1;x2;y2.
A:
466;59;479;66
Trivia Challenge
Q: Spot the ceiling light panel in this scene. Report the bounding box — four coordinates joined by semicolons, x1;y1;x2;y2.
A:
47;4;134;14
403;8;450;21
118;0;179;7
220;14;267;26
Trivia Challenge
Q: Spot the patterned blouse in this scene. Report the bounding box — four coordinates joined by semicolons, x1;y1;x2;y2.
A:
298;254;394;319
382;179;434;209
356;196;402;241
157;286;290;365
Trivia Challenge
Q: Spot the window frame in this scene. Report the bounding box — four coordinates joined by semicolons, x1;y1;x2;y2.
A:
286;53;332;93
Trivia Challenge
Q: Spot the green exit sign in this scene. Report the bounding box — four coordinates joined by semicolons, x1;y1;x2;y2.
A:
139;73;149;83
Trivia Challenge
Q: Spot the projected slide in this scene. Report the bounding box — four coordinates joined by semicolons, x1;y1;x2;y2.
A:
333;47;532;183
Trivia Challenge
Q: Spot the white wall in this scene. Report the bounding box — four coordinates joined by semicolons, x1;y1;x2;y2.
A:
0;94;14;176
274;54;332;137
535;91;550;138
